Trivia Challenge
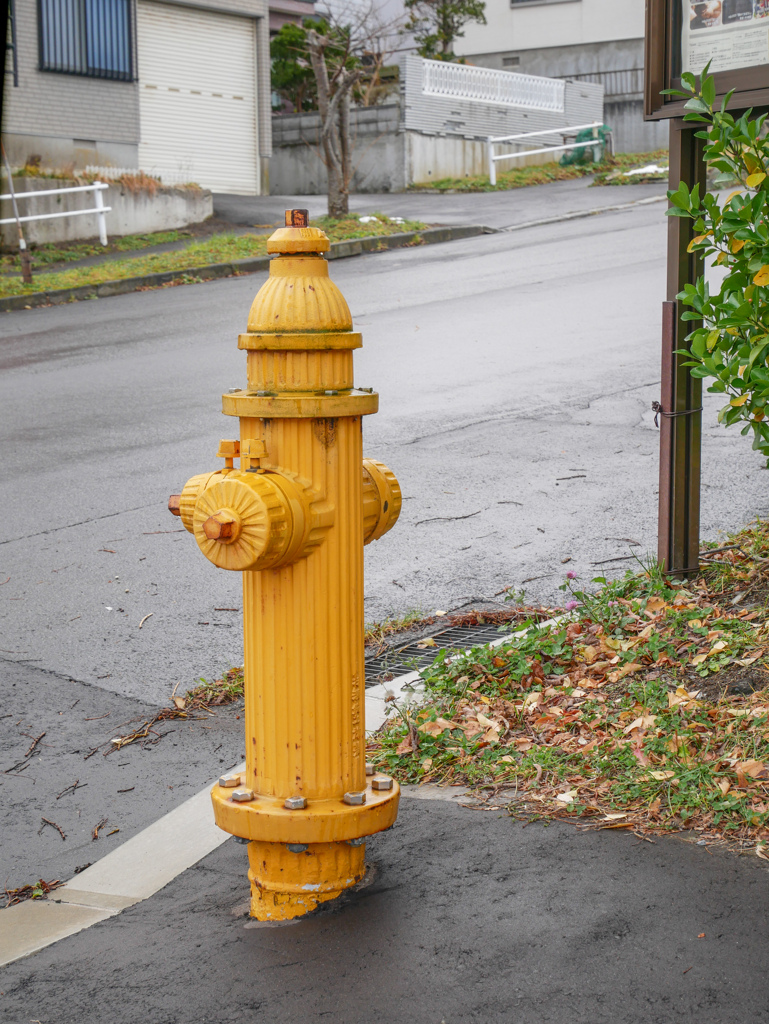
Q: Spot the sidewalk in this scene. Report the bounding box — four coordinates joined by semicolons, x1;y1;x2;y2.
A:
1;792;766;1023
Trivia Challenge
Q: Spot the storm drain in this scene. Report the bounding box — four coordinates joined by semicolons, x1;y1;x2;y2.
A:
364;622;509;686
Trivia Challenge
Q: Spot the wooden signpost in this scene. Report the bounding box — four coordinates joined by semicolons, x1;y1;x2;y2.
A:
644;0;769;575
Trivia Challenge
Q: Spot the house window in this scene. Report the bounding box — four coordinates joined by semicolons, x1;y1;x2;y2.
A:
38;0;134;81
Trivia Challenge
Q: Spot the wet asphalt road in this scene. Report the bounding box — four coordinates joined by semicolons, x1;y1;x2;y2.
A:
1;179;767;709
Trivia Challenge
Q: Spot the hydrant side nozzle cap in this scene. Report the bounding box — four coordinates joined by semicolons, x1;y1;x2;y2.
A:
267;209;330;254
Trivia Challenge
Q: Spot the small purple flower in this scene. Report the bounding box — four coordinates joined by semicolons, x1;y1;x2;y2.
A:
608;601;618;607
566;571;577;579
565;600;578;611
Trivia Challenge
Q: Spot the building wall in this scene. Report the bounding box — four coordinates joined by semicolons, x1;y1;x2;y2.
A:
3;0;272;188
3;0;140;169
457;0;644;57
271;104;406;193
454;2;664;153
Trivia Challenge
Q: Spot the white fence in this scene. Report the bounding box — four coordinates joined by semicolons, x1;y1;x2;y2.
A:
0;181;111;244
421;59;565;113
487;123;613;185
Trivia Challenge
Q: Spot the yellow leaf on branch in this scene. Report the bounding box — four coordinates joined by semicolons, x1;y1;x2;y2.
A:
687;234;710;253
753;265;769;286
747;172;767;188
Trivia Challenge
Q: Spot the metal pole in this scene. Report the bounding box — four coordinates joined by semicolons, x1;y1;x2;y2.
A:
657;120;706;576
93;183;108;246
488;137;496;186
1;143;33;285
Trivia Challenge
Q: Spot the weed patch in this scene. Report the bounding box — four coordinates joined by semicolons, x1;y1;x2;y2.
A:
367;520;769;852
409;150;669;193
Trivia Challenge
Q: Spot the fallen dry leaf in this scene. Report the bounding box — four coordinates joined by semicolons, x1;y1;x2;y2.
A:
418;717;459;737
736;759;767;779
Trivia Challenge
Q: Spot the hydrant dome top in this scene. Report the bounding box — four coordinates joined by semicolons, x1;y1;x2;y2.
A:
247;210;352;334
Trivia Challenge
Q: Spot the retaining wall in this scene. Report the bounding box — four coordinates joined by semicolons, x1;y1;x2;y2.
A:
1;178;213;246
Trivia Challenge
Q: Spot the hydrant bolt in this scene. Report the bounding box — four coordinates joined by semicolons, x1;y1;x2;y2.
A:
365;763;375;776
179;211;401;922
343;791;367;806
284;796;307;810
232;788;255;803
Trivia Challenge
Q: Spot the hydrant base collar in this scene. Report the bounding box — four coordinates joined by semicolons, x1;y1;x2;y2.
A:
211;779;400;844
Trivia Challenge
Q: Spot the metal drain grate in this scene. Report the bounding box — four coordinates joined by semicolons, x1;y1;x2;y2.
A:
365;622;508;686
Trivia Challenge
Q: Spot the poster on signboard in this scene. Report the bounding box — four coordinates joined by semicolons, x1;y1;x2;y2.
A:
682;0;769;73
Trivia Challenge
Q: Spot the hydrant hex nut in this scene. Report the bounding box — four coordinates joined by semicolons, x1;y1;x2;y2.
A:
219;773;241;788
231;788;255;803
203;510;239;542
372;776;394;791
284;796;307;810
343;791;367;806
365;763;375;776
286;843;309;853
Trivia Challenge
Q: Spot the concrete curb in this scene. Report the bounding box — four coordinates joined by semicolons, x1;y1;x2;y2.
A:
498;193;667;233
0;224;488;313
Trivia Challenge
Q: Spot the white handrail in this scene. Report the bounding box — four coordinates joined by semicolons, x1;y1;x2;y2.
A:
489;121;604;145
0;181;109;201
487;124;610;185
0;181;111;245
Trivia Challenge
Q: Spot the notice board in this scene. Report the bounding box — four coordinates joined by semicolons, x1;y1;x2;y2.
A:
645;0;769;119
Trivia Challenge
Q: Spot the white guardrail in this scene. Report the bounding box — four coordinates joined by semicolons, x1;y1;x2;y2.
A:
422;59;565;112
0;181;111;244
487;122;612;186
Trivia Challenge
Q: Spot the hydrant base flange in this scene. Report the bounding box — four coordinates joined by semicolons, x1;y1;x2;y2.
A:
211;779;399;844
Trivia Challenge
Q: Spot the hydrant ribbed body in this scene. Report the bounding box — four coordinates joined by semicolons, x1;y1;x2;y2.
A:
172;212;400;920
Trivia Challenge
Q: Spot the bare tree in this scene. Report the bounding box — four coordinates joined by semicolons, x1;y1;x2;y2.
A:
307;0;408;217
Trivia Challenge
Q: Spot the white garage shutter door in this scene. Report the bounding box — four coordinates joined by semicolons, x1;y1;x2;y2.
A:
137;1;259;194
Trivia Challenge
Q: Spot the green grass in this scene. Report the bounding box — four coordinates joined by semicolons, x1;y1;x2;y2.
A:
0;214;426;299
1;229;189;272
410;149;669;193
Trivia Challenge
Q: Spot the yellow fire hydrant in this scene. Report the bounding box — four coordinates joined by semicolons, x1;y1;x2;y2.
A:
169;210;401;920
